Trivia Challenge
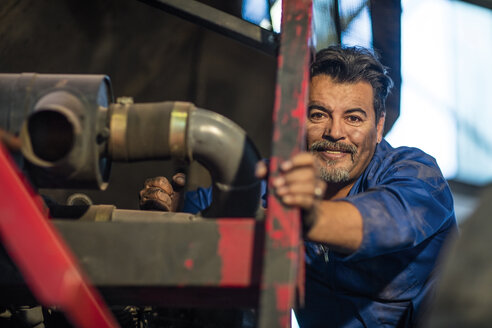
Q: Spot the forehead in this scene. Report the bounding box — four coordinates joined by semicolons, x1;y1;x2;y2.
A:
309;75;375;116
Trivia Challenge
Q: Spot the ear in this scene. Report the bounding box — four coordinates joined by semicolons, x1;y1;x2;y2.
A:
376;113;385;144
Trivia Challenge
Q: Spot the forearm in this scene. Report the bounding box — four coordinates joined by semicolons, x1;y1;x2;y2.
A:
305;200;363;254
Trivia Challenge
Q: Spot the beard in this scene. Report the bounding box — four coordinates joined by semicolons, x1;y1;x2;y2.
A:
318;165;350;183
309;140;358;183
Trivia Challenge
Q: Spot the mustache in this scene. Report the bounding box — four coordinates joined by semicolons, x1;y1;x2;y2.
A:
309;140;357;154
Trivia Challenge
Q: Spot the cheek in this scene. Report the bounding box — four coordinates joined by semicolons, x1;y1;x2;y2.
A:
306;124;324;144
352;129;378;158
348;125;376;145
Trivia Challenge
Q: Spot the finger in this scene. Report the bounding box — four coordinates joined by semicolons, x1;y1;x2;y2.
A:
170;173;186;212
276;178;326;207
279;153;316;172
255;161;268;179
140;187;173;204
273;167;317;189
275;181;317;197
280;193;316;210
144;176;173;194
279;179;326;209
139;187;173;211
172;173;186;189
144;176;169;186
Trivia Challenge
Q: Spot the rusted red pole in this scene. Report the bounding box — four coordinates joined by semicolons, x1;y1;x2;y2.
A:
258;0;313;327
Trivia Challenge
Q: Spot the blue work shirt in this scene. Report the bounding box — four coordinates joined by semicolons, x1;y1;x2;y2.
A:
183;139;458;328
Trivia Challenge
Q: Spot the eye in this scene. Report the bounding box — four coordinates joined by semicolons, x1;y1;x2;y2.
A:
346;115;363;124
309;110;327;122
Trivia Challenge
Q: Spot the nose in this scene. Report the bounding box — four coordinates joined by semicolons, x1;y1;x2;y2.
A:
323;117;345;141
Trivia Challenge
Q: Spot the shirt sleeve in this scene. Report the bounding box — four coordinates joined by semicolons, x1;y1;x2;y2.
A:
340;154;456;261
182;187;213;214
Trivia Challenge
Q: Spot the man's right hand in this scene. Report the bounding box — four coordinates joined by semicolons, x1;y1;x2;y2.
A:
139;173;186;212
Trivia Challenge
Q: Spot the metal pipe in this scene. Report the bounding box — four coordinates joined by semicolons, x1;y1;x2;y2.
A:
109;101;262;218
0;73;261;217
187;108;262;218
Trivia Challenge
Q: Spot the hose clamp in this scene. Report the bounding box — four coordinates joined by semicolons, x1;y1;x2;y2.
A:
169;102;193;161
109;102;129;161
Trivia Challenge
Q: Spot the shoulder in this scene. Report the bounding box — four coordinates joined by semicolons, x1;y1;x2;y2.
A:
375;140;438;167
366;139;443;183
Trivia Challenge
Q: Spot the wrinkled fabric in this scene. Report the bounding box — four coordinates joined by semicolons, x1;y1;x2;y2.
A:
183;140;458;328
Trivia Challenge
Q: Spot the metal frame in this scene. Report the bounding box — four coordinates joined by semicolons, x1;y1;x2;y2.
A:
0;0;313;326
258;0;313;326
138;0;279;56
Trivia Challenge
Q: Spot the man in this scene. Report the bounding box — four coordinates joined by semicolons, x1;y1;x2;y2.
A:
140;45;457;327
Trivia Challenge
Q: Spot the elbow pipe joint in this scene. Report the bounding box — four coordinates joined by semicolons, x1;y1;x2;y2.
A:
187;108;262;218
109;101;262;218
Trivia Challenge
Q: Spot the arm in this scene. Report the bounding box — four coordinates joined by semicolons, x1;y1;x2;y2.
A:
306;201;363;253
263;150;456;259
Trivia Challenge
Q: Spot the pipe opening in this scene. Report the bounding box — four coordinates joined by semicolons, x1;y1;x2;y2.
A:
27;110;74;162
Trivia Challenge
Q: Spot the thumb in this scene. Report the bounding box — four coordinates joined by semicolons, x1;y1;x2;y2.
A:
255;160;269;179
171;172;186;211
172;172;186;190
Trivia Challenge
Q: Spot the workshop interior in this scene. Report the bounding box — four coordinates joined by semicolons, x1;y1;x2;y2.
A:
1;0;492;327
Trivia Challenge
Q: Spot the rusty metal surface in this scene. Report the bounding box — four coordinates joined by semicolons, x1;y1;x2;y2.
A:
258;0;313;327
0;143;119;328
53;219;261;288
0;217;264;308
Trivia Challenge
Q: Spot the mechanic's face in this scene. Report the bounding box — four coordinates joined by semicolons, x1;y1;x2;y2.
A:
307;75;384;186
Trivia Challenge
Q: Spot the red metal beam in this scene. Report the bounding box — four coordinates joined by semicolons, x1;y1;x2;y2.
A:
258;0;313;327
0;143;119;328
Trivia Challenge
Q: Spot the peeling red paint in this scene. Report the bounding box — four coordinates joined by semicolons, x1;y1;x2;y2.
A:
217;219;256;286
275;284;294;327
277;54;284;69
258;0;312;326
286;250;298;260
266;199;301;249
184;259;194;270
275;284;292;311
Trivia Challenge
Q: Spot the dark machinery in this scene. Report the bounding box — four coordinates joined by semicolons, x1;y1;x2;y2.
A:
0;1;313;327
0;73;264;327
1;73;262;216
